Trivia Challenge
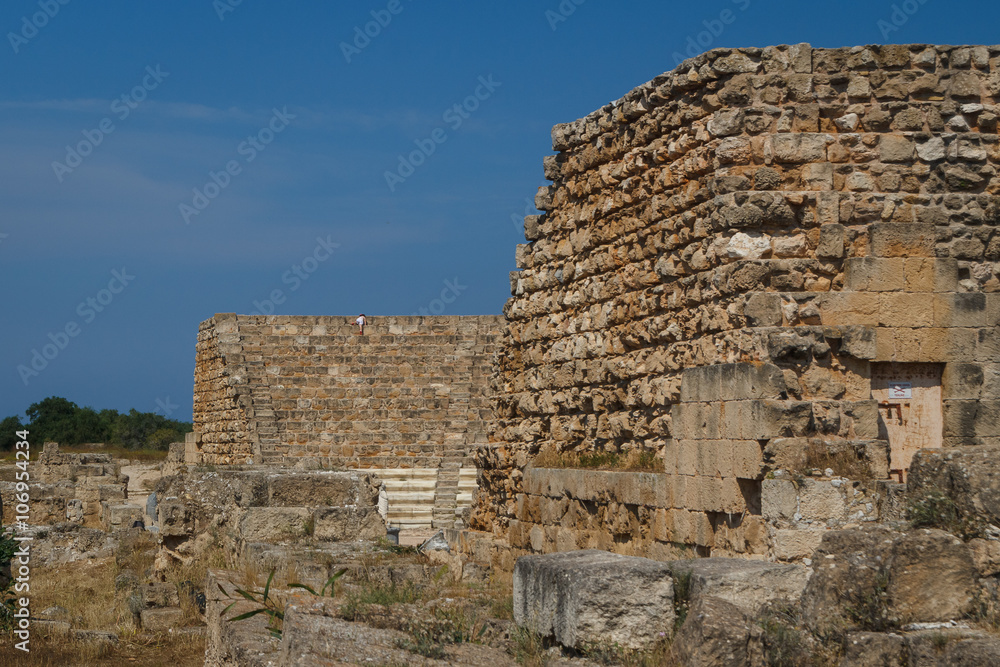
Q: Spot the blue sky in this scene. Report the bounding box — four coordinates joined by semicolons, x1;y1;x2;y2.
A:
1;0;996;423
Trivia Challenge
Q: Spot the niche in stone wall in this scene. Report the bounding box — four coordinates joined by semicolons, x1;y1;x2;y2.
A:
871;362;943;482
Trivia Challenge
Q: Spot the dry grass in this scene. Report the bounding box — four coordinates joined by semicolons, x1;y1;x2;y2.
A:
30;560;125;631
800;442;875;480
1;526;214;666
8;556;205;666
159;539;228;627
0;631;205;667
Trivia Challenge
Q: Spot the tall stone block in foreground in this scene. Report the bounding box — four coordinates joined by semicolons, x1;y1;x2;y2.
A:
474;44;1000;560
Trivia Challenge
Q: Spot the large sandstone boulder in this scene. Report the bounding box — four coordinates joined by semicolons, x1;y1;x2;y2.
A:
512;550;674;650
670;596;750;667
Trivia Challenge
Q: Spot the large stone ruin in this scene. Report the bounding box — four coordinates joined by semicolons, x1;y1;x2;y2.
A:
192;314;500;529
468;42;1000;566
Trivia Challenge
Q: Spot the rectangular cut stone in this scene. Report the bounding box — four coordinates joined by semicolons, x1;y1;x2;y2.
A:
513;550;675;650
665;558;809;612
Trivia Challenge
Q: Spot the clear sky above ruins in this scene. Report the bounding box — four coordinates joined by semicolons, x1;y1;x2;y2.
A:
2;0;998;422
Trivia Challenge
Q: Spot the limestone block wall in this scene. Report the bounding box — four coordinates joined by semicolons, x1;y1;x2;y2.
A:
193;314;501;528
473;43;1000;560
0;443;128;527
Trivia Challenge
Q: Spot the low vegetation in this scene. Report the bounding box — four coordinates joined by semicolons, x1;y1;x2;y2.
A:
908;487;986;540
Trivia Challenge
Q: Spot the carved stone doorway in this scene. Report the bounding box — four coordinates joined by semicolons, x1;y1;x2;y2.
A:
871;362;943;482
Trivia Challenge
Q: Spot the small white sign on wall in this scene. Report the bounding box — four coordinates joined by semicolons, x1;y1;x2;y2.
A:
888;381;912;399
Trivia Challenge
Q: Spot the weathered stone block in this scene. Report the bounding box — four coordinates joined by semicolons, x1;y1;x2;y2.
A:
239;507;312;543
744;292;783;326
141;607;184;633
102;504;143;532
513;550;674;650
744;400;813;439
312;506;385;541
142;582;180;609
887;529;977;623
799;526;900;635
670;597;750;667
841;632;905;667
666;557;809;612
157;500;194;537
771;528;825;561
908;446;1000;525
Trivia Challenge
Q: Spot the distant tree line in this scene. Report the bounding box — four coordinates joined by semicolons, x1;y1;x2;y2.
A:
0;396;192;451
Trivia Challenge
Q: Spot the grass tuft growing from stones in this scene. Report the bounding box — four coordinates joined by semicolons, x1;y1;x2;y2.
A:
907;488;986;540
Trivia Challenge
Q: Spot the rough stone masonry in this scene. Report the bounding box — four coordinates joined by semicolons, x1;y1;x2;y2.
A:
469;43;1000;564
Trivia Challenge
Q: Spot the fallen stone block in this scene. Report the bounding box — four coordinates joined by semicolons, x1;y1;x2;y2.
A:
142;581;180;609
666;557;809;613
140;607;184;633
513;550;674;650
887;529;977;624
670;596;750;667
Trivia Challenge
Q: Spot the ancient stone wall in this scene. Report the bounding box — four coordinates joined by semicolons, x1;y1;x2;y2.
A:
1;443;128;527
193;314;501;528
472;43;1000;562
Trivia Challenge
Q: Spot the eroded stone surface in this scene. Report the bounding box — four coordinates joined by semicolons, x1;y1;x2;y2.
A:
513;550;674;650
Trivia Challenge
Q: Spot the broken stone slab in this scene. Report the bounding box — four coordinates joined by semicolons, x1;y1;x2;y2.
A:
669;596;750;667
665;557;809;613
140;607;184;633
419;530;450;553
513;550;674;650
